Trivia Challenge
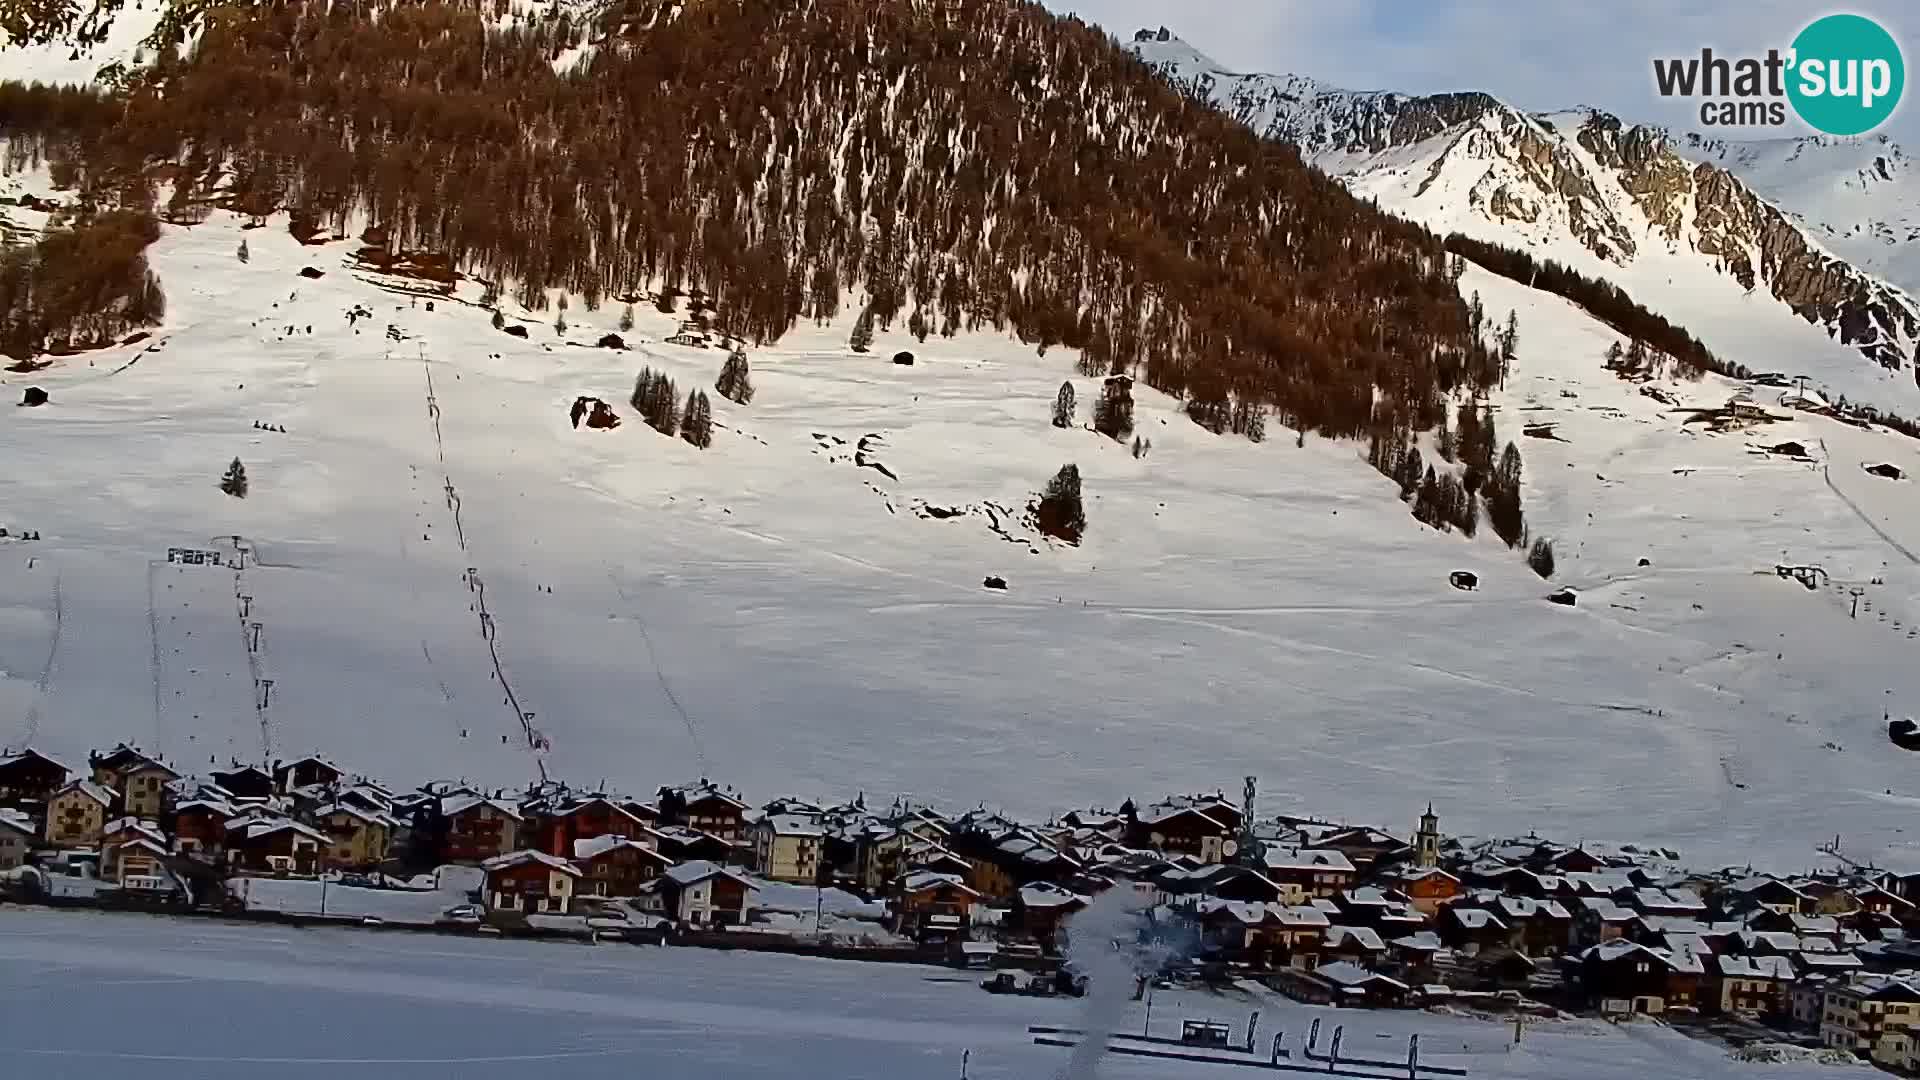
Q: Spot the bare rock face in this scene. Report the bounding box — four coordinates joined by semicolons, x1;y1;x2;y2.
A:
1130;35;1920;390
20;386;48;407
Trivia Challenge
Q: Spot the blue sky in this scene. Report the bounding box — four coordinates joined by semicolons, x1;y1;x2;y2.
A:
1044;1;1919;143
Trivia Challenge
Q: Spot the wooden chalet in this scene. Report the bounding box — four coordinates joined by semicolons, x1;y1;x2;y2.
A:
1579;940;1704;1014
274;755;345;794
1378;865;1462;914
533;796;655;858
89;746;178;818
651;860;757;926
169;797;236;860
210;764;276;800
0;748;69;810
482;849;581;914
226;815;327;875
657;782;749;843
572;834;673;897
894;870;982;943
439;794;522;864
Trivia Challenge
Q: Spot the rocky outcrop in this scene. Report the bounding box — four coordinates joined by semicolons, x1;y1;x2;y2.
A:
1131;31;1920;390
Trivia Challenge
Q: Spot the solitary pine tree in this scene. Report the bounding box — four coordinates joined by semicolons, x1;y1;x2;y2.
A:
849;307;876;353
219;457;248;498
1485;441;1527;547
681;390;713;448
1051;381;1075;428
716;347;754;404
554;310;568;336
1499;310;1518;385
619;303;635;332
236;237;249;264
908;307;930;342
490;309;505;330
1030;464;1086;544
1092;374;1134;442
1604;340;1624;368
1527;537;1556;579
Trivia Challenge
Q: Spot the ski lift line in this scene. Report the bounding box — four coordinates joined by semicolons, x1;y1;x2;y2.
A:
145;562;167;750
606;570;711;776
17;572;62;747
233;571;272;759
414;345;541;783
1821;458;1920;566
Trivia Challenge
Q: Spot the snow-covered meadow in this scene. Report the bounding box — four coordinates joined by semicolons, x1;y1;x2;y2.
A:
0;908;1864;1080
3;194;1920;874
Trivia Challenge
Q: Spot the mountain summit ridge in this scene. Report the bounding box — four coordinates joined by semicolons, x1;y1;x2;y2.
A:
1129;27;1920;413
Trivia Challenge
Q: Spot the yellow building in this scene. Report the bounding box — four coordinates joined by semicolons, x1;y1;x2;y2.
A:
750;814;825;884
120;763;178;818
1820;976;1920;1057
45;780;113;847
317;804;397;868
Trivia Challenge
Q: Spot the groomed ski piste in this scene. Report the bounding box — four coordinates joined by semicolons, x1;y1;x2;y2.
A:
0;908;1864;1080
4;169;1920;877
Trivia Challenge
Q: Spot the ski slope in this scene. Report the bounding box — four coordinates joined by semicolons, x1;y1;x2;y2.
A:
7;175;1920;870
0;908;1863;1080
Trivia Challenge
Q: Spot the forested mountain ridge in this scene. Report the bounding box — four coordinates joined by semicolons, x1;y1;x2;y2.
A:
3;0;1503;442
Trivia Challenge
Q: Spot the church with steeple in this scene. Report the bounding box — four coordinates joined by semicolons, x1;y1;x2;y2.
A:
1413;803;1441;868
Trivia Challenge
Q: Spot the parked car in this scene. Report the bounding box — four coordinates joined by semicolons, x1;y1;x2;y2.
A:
440;904;482;926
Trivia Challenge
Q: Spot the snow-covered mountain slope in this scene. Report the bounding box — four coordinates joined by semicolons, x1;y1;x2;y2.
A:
1129;29;1920;416
8;172;1920;873
1675;130;1920;300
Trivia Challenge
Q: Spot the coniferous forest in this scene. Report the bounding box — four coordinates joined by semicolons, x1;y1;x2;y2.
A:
2;0;1498;446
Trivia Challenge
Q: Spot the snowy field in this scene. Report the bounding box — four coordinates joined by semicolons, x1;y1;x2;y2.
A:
0;908;1862;1080
5;178;1920;871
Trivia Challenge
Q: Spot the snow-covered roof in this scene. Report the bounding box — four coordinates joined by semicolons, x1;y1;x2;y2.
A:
104;817;167;844
1393;931;1444;952
1447;907;1507;931
1263;848;1355;873
572;834;669;862
115;837;172;858
1797;951;1864;971
1314;961;1407;990
1018;883;1087;909
316;802;401;828
1497;895;1571;920
1326;925;1386;951
175;797;236;817
1719;954;1797;980
663;860;756;889
1728;874;1811;899
759;813;824;838
0;807;33;835
441;794;522;821
0;747;66;771
58;779;115;806
226;815;330;844
901;871;980;897
481;849;582;876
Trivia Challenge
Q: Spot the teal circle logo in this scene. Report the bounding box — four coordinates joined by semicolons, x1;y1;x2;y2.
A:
1788;14;1904;135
